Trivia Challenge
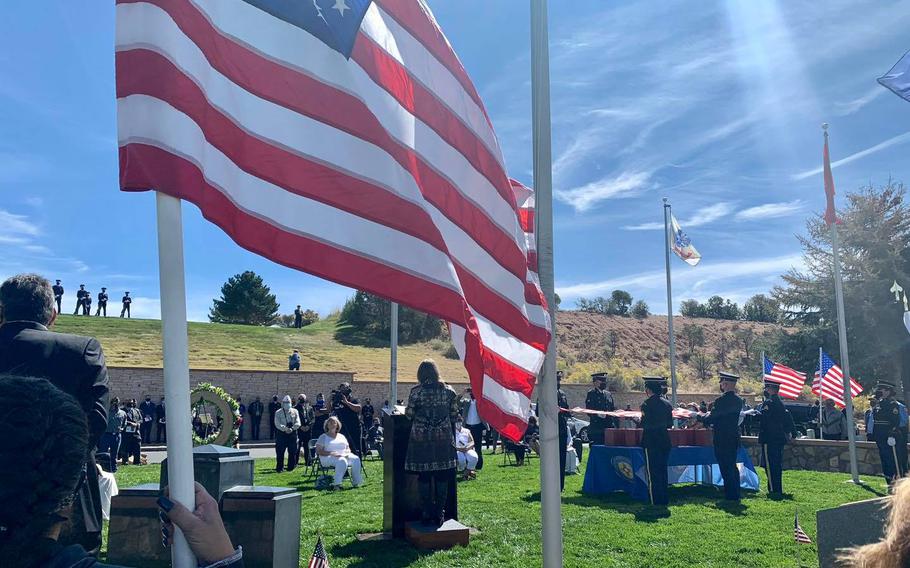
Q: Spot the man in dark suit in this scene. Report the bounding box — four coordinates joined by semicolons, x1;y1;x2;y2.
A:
120;291;132;318
639;377;673;506
95;287;109;317
585;372;616;446
74;284;87;315
0;273;110;553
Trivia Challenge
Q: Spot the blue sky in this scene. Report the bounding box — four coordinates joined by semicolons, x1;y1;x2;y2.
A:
2;1;909;321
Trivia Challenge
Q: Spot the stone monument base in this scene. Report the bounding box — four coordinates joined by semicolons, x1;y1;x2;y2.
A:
817;496;889;568
404;520;470;550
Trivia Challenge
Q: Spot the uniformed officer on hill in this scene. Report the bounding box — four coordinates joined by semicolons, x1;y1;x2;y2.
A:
120;291;132;318
698;371;745;501
870;380;909;486
757;380;794;496
639;376;673;506
585;372;616;446
556;370;570;491
74;284;87;315
95;287;109;317
52;279;64;313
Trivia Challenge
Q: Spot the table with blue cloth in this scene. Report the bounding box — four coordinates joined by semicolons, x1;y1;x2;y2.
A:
582;445;759;501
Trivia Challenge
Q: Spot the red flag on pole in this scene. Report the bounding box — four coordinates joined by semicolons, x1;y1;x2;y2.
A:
823;128;839;226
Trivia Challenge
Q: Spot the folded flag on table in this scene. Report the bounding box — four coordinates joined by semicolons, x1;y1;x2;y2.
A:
308;535;329;568
812;351;863;408
669;214;701;266
115;0;550;443
763;356;806;399
879;50;910;103
794;511;812;544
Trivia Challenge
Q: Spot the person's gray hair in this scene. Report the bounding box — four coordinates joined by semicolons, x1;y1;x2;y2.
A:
0;274;55;325
324;415;341;433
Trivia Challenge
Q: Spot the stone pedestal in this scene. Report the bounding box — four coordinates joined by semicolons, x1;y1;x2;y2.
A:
161;444;254;501
817;497;889;568
107;483;168;567
221;486;302;568
405;519;470;550
382;411;458;538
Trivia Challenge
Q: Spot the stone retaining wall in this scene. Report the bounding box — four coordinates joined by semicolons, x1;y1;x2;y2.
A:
742;436;893;476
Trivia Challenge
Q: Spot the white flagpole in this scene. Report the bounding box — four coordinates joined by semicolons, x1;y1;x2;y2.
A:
531;1;563;566
824;124;860;483
155;192;196;567
390;302;398;407
818;347;823;437
663;199;678;407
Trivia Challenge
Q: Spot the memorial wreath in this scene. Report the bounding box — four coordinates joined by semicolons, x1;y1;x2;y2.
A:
190;383;241;447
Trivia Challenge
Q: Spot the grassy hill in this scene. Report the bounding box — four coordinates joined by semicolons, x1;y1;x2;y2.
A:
53;311;785;390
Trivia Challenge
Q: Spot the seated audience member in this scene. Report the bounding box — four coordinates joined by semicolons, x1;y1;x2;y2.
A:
840;477;910;567
454;418;478;479
0;375;243;568
524;415;541;455
316;416;364;490
366;417;384;459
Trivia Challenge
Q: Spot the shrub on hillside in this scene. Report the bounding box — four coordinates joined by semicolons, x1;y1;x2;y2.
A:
278;309;319;328
631;300;650;319
339;291;443;344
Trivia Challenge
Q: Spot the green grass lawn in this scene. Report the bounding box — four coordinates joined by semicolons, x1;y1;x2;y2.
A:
110;451;888;567
53;314;469;381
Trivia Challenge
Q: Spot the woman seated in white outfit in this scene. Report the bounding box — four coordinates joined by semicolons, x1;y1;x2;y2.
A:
316;416;364;490
454;418;478;480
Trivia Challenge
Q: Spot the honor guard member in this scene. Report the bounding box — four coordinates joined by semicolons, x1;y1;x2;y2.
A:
639;377;673;506
870;380;909;486
82;289;92;316
74;284;87;315
757;380;794;496
95;287;109;317
53;280;64;313
120;291;132;318
556;371;570;491
294;305;303;329
585;372;616;446
699;372;745;501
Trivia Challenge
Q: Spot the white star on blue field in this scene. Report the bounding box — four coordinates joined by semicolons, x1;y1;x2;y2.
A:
1;0;909;320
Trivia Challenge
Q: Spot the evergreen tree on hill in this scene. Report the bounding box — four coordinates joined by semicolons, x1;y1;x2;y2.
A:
209;271;280;325
339;291;443;344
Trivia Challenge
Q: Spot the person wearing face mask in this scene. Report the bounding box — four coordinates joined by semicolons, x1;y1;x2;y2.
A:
295;394;315;466
268;395;280;440
756;380;794;496
585;372;616;446
454;417;478;480
122;399;143;466
697;372;745;501
274;395;301;473
313;392;331;438
139;395;156;444
870;381;909;487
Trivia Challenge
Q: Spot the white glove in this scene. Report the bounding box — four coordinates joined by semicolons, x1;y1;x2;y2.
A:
888;436;897;447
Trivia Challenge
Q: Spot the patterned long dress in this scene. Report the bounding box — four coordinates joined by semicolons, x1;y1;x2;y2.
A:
404;381;460;472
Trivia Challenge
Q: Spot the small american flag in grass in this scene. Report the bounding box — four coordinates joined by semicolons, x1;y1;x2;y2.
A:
794;512;812;544
308;535;329;568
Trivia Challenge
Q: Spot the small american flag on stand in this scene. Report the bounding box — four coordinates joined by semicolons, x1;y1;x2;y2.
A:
308;536;329;568
794;511;812;544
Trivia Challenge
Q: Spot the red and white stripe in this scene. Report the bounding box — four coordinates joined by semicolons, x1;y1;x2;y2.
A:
115;0;549;442
812;369;863;409
764;363;805;399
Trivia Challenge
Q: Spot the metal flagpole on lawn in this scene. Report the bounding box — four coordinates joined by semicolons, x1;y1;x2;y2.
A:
818;347;823;438
531;1;563;567
155;193;196;567
663;199;678;407
390;302;398;408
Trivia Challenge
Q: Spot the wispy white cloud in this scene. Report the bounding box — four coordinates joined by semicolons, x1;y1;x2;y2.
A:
735;200;804;221
0;209;41;237
835;85;886;116
555;171;652;212
22;244;51;255
625;202;735;231
792;131;910;180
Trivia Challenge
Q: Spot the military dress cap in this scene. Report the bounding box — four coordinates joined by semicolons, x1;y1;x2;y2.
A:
763;379;781;389
718;371;740;383
875;380;897;391
643;376;667;391
591;372;609;381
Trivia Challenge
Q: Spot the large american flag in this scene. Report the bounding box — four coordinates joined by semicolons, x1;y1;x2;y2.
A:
812;351;863;409
307;536;329;568
115;0;550;441
762;355;806;399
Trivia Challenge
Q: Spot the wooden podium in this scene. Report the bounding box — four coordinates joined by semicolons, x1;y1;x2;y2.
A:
382;410;458;538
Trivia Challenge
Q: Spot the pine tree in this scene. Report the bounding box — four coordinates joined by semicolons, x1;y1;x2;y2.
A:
209;271;280;325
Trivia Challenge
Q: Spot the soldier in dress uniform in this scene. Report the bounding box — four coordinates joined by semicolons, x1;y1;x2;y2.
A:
698;371;745;501
82;289;92;316
585;372;616;446
74;284;87;315
556;371;570;491
95;287;109;317
870;380;909;487
756;380;794;496
639;376;673;506
120;291;132;318
52;280;64;313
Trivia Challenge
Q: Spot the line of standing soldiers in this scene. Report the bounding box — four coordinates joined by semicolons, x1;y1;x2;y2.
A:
587;370;799;506
52;280;133;318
